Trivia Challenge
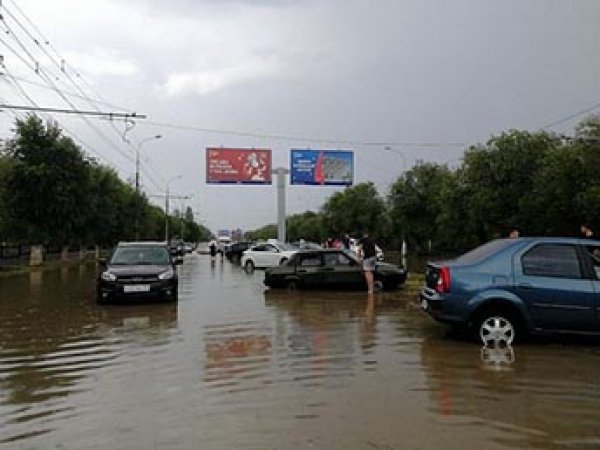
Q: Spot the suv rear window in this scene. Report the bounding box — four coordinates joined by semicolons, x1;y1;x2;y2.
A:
454;239;514;265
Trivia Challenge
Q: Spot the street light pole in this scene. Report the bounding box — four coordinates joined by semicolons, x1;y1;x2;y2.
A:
135;134;162;194
165;175;182;243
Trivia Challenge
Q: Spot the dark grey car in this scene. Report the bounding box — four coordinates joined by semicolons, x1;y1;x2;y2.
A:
97;241;181;303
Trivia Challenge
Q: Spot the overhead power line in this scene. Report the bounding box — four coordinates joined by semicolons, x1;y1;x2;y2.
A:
138;119;469;148
0;104;145;118
540;100;600;131
1;2;166;191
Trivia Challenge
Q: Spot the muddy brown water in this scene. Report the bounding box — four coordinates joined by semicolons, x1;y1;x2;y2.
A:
1;255;599;449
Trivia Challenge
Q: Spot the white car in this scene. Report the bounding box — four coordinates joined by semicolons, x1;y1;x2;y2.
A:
241;242;298;270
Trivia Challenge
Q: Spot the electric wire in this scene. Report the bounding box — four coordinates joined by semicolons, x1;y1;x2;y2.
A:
139;119;469;148
0;18;147;178
1;3;165;190
540;100;600;131
1;65;117;167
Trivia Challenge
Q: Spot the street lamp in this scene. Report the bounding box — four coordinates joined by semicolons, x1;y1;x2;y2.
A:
384;145;407;173
165;175;182;243
136;134;162;193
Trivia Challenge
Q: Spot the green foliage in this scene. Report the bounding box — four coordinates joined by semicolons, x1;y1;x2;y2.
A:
286;211;324;242
4;116;91;244
0;115;209;247
321;182;387;239
245;224;277;242
388;162;453;252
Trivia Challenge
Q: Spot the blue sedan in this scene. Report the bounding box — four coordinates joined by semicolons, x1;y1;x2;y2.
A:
420;237;600;345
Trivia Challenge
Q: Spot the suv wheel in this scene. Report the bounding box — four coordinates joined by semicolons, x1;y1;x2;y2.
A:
475;309;520;345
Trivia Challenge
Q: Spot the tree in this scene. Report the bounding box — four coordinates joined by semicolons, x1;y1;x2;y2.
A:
286;211;324;242
0;155;12;239
461;130;556;240
388;162;453;252
321;182;387;239
4;116;92;244
245;224;277;241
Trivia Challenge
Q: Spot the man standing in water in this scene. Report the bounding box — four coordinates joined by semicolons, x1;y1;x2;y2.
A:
358;233;377;293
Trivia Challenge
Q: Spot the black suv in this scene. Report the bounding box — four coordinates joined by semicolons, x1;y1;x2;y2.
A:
97;241;181;303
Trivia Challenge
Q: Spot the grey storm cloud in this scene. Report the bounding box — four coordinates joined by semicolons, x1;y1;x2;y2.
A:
2;0;600;232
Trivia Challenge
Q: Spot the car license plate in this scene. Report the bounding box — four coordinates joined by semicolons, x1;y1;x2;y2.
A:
124;284;150;293
421;298;428;310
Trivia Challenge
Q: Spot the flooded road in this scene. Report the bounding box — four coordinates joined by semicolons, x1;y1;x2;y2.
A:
1;254;600;449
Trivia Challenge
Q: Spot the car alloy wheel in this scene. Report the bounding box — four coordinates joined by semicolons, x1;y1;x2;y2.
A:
478;314;516;345
373;280;384;292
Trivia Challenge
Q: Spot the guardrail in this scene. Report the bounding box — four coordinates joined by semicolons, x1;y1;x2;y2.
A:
0;244;99;268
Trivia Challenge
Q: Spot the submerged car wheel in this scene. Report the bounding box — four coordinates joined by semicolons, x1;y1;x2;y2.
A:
285;279;299;290
244;260;255;272
279;258;288;265
476;310;519;345
373;279;384;292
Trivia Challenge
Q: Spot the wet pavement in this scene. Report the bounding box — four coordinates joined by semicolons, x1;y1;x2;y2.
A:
1;254;600;449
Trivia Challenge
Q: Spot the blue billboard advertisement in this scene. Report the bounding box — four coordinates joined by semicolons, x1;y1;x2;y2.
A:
290;150;354;186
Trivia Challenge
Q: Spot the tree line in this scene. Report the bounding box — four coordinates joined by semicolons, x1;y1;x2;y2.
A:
247;115;600;254
0;115;212;247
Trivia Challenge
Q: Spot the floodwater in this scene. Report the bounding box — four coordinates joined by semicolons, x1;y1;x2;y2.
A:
1;255;600;449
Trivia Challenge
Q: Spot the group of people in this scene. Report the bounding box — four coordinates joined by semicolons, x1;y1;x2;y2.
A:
321;234;353;250
507;224;595;240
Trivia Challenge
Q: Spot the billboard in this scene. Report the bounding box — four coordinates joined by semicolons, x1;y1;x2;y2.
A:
290;149;354;186
206;148;272;184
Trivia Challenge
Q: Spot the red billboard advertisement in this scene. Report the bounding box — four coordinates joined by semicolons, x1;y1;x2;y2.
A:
206;148;272;184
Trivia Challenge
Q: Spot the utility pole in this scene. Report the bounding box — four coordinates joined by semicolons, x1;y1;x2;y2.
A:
165;175;182;243
134;134;161;240
135;134;162;194
272;167;289;243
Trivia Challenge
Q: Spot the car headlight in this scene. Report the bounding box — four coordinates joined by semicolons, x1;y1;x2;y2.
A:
101;271;116;282
158;268;174;280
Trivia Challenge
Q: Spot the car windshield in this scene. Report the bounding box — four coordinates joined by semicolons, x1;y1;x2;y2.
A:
110;246;170;265
453;239;514;264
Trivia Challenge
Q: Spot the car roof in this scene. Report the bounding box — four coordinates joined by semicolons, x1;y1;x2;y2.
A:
293;249;350;254
508;237;600;245
117;241;168;247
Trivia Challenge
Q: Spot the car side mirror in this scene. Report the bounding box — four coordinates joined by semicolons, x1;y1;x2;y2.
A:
97;258;107;268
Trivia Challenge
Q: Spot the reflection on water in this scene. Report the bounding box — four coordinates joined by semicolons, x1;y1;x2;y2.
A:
480;343;515;371
2;256;600;448
0;265;179;445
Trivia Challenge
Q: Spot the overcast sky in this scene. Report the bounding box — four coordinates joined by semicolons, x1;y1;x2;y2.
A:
1;0;599;233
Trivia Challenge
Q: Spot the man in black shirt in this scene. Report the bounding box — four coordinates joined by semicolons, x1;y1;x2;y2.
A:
358;233;377;293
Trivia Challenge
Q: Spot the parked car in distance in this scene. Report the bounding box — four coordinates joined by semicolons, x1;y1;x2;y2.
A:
420;237;600;345
169;239;185;257
241;242;298;270
225;241;253;264
97;241;181;303
264;249;407;291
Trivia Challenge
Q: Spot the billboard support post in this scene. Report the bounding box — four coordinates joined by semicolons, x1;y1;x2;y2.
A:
272;167;289;243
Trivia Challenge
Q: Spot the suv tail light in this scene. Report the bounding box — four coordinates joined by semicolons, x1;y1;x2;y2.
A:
436;266;450;293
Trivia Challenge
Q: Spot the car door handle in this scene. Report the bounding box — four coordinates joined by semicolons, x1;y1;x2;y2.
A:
518;283;534;290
